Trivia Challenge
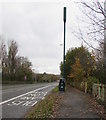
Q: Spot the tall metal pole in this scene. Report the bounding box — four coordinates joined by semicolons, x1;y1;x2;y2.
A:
63;7;66;79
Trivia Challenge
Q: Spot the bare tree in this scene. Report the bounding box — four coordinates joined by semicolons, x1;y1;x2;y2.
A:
72;0;106;83
0;36;2;82
73;0;105;56
8;40;18;81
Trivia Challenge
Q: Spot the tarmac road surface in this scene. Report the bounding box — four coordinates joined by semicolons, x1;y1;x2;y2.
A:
54;87;104;119
0;82;58;119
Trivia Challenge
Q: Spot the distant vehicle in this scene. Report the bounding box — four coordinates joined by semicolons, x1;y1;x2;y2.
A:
59;78;65;91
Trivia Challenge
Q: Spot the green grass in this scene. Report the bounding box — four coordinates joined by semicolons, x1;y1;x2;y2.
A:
26;86;59;118
52;86;59;92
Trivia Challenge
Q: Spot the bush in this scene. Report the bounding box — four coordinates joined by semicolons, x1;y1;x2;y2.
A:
87;76;99;94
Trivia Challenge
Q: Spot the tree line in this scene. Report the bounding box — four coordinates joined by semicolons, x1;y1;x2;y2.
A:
0;40;58;84
35;73;59;83
0;40;35;84
63;0;106;93
60;45;105;93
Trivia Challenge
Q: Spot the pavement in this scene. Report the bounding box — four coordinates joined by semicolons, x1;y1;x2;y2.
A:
53;87;104;119
0;82;58;119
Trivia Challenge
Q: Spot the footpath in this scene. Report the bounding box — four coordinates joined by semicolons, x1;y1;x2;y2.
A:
52;87;105;119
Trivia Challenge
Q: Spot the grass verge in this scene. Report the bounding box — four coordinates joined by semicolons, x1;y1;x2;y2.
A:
25;86;60;118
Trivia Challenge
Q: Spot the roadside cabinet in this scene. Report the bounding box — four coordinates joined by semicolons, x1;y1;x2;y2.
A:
59;78;65;91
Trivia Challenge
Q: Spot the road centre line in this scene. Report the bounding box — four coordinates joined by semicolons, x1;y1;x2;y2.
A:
0;85;52;105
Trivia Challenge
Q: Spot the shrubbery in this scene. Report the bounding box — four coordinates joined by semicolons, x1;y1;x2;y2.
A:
87;76;99;93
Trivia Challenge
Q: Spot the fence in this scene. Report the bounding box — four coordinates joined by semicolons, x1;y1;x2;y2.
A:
92;83;106;102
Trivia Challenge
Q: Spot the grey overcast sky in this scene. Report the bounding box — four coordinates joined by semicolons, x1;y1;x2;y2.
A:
0;0;101;74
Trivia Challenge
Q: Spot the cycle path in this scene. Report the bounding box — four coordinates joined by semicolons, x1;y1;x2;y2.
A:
54;87;104;119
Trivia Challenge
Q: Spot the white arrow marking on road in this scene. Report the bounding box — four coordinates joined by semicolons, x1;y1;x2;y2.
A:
0;85;52;105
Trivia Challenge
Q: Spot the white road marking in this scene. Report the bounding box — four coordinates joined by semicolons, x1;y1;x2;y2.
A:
42;97;45;100
7;91;47;106
8;101;24;106
22;101;37;106
44;92;47;96
0;85;52;105
7;100;38;106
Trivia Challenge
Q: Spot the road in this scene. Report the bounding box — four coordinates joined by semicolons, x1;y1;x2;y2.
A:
0;82;58;119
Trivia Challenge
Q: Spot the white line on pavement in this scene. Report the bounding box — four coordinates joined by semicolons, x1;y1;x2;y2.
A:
0;85;52;105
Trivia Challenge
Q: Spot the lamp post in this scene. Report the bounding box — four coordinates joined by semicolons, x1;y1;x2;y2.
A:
63;7;66;80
